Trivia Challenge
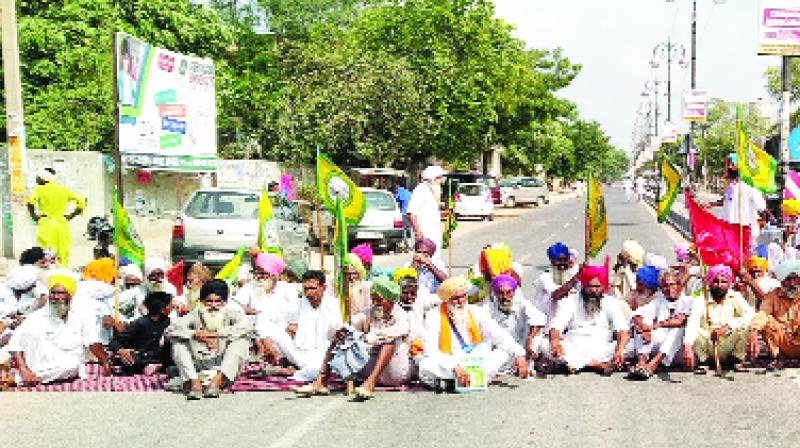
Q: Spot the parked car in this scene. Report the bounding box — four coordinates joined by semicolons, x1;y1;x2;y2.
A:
293;199;334;249
443;172;501;205
454;183;494;221
347;188;407;253
171;188;309;268
501;177;550;208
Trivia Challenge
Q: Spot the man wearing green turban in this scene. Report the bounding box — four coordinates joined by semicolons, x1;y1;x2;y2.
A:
294;276;412;400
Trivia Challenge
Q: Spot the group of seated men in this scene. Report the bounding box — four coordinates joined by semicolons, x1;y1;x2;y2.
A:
2;235;800;399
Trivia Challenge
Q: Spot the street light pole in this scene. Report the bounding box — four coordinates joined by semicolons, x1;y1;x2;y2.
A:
689;0;697;183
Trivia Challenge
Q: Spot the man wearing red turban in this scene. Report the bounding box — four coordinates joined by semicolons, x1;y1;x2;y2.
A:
547;260;630;375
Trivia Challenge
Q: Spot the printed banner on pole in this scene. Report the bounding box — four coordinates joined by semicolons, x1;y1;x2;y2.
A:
586;177;608;258
257;187;282;256
757;0;800;56
736;107;777;194
316;150;365;226
112;189;144;268
658;160;681;223
116;32;217;172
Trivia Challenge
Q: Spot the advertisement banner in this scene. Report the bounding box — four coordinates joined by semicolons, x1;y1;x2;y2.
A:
682;90;708;123
116;32;217;172
757;0;800;56
661;122;678;144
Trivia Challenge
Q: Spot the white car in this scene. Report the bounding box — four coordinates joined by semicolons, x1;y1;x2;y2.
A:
454;183;494;221
348;188;407;252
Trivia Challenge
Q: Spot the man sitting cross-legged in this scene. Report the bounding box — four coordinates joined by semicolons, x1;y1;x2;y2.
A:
294;277;411;400
744;260;800;369
629;270;694;380
164;279;253;400
7;274;110;385
547;263;630;375
418;277;528;390
110;292;173;375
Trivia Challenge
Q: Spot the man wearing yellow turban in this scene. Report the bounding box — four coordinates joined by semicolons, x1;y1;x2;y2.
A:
742;256;780;308
6;274;110;385
417;277;528;391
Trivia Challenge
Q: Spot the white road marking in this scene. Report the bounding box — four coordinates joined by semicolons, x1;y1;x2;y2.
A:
562;223;569;229
266;398;344;447
541;233;555;244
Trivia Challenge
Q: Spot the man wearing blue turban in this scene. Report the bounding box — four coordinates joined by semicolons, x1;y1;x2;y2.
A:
533;242;581;327
619;266;661;322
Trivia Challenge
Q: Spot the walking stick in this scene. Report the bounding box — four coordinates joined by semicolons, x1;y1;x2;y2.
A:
702;271;722;376
316;199;325;271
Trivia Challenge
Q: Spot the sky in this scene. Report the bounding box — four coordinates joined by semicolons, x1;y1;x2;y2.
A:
491;0;778;153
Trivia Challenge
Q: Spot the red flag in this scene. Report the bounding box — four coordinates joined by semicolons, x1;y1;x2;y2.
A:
685;191;750;269
166;260;185;296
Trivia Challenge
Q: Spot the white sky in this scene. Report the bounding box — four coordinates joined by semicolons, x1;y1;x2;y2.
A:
491;0;779;152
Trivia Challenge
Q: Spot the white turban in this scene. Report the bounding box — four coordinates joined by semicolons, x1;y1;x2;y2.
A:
421;165;445;181
120;264;144;281
237;264;252;282
644;253;668;271
36;168;55;183
5;265;38;291
776;260;800;281
144;257;168;277
622;239;645;266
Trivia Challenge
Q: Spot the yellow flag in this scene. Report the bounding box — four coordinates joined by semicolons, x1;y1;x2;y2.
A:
316;150;365;226
586;177;607;258
657;160;680;223
257;187;281;255
736;107;777;194
215;245;247;284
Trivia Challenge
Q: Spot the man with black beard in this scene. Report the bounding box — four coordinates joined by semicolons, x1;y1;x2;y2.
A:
165;279;252;400
532;243;580;326
6;274;110;385
683;265;755;374
744;260;800;368
548;263;629;375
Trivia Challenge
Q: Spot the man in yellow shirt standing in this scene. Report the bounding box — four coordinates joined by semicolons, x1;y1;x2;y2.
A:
26;168;85;267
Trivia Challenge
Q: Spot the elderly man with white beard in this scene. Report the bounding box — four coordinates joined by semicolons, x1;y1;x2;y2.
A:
165;279;252;400
532;243;580;326
744;260;800;369
483;274;545;361
629;270;694;379
0;266;45;339
119;257;177;322
548;263;630;375
418;277;528;390
407;165;445;259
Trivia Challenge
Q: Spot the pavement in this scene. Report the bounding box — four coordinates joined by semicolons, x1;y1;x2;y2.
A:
7;187;796;447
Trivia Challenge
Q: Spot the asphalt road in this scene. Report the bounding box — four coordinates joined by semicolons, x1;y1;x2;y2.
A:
4;187;799;448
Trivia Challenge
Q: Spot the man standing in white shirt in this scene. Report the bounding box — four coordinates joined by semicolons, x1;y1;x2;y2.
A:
407;165;445;259
635;176;646;201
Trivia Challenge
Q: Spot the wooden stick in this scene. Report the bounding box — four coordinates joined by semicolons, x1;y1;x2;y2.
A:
702;265;722;377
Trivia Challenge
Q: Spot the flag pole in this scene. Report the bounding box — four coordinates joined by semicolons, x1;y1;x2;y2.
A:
316;198;325;271
584;174;590;263
448;181;453;276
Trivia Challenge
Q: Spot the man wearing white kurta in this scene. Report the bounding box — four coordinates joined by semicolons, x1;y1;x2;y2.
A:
119;257;177;321
532;242;580;325
7;274;110;385
269;270;343;381
548;265;630;374
630;271;694;379
407;165;445;259
483;274;545;357
418;277;528;389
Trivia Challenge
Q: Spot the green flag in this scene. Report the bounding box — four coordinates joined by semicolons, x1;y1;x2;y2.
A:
736;106;777;194
113;189;144;268
657;159;680;223
215;245;247;284
257;186;282;255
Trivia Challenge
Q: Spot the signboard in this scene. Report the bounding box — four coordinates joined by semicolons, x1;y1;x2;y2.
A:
757;0;800;56
682;90;708;123
661;122;678;144
116;32;217;172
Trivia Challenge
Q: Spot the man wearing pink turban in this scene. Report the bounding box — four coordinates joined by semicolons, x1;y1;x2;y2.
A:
231;253;294;363
547;261;630;375
683;264;755;374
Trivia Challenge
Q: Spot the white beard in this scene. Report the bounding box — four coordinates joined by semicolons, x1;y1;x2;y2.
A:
200;308;226;332
185;287;200;309
553;268;566;285
430;182;443;202
448;303;468;327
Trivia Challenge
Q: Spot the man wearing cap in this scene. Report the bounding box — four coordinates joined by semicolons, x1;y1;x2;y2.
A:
483;274;545;360
532;242;580;326
6;274;110;385
119;257;178;322
407;237;448;295
548;263;630;375
683;264;755;373
703;154;766;247
744;260;800;367
612;240;645;299
418;277;528;389
630;270;694;379
407;166;445;259
26;168;86;267
294;277;411;399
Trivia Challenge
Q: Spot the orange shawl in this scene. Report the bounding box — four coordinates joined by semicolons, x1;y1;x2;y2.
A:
439;303;482;354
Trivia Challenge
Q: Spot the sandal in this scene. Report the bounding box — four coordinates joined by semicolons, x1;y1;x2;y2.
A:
353;386;375;401
733;363;749;373
693;365;709;375
292;384;330;397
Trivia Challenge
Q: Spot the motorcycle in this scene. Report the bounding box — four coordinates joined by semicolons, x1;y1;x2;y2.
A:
85;216;114;259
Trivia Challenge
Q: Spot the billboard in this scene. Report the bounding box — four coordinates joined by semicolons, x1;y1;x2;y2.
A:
116;32;217;172
757;0;800;56
682;90;708;123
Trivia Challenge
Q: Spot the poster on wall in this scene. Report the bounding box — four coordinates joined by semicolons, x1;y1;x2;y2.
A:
116;32;217;172
757;0;800;56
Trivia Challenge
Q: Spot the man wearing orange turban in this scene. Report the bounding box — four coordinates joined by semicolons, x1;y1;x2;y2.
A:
547;262;630;375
